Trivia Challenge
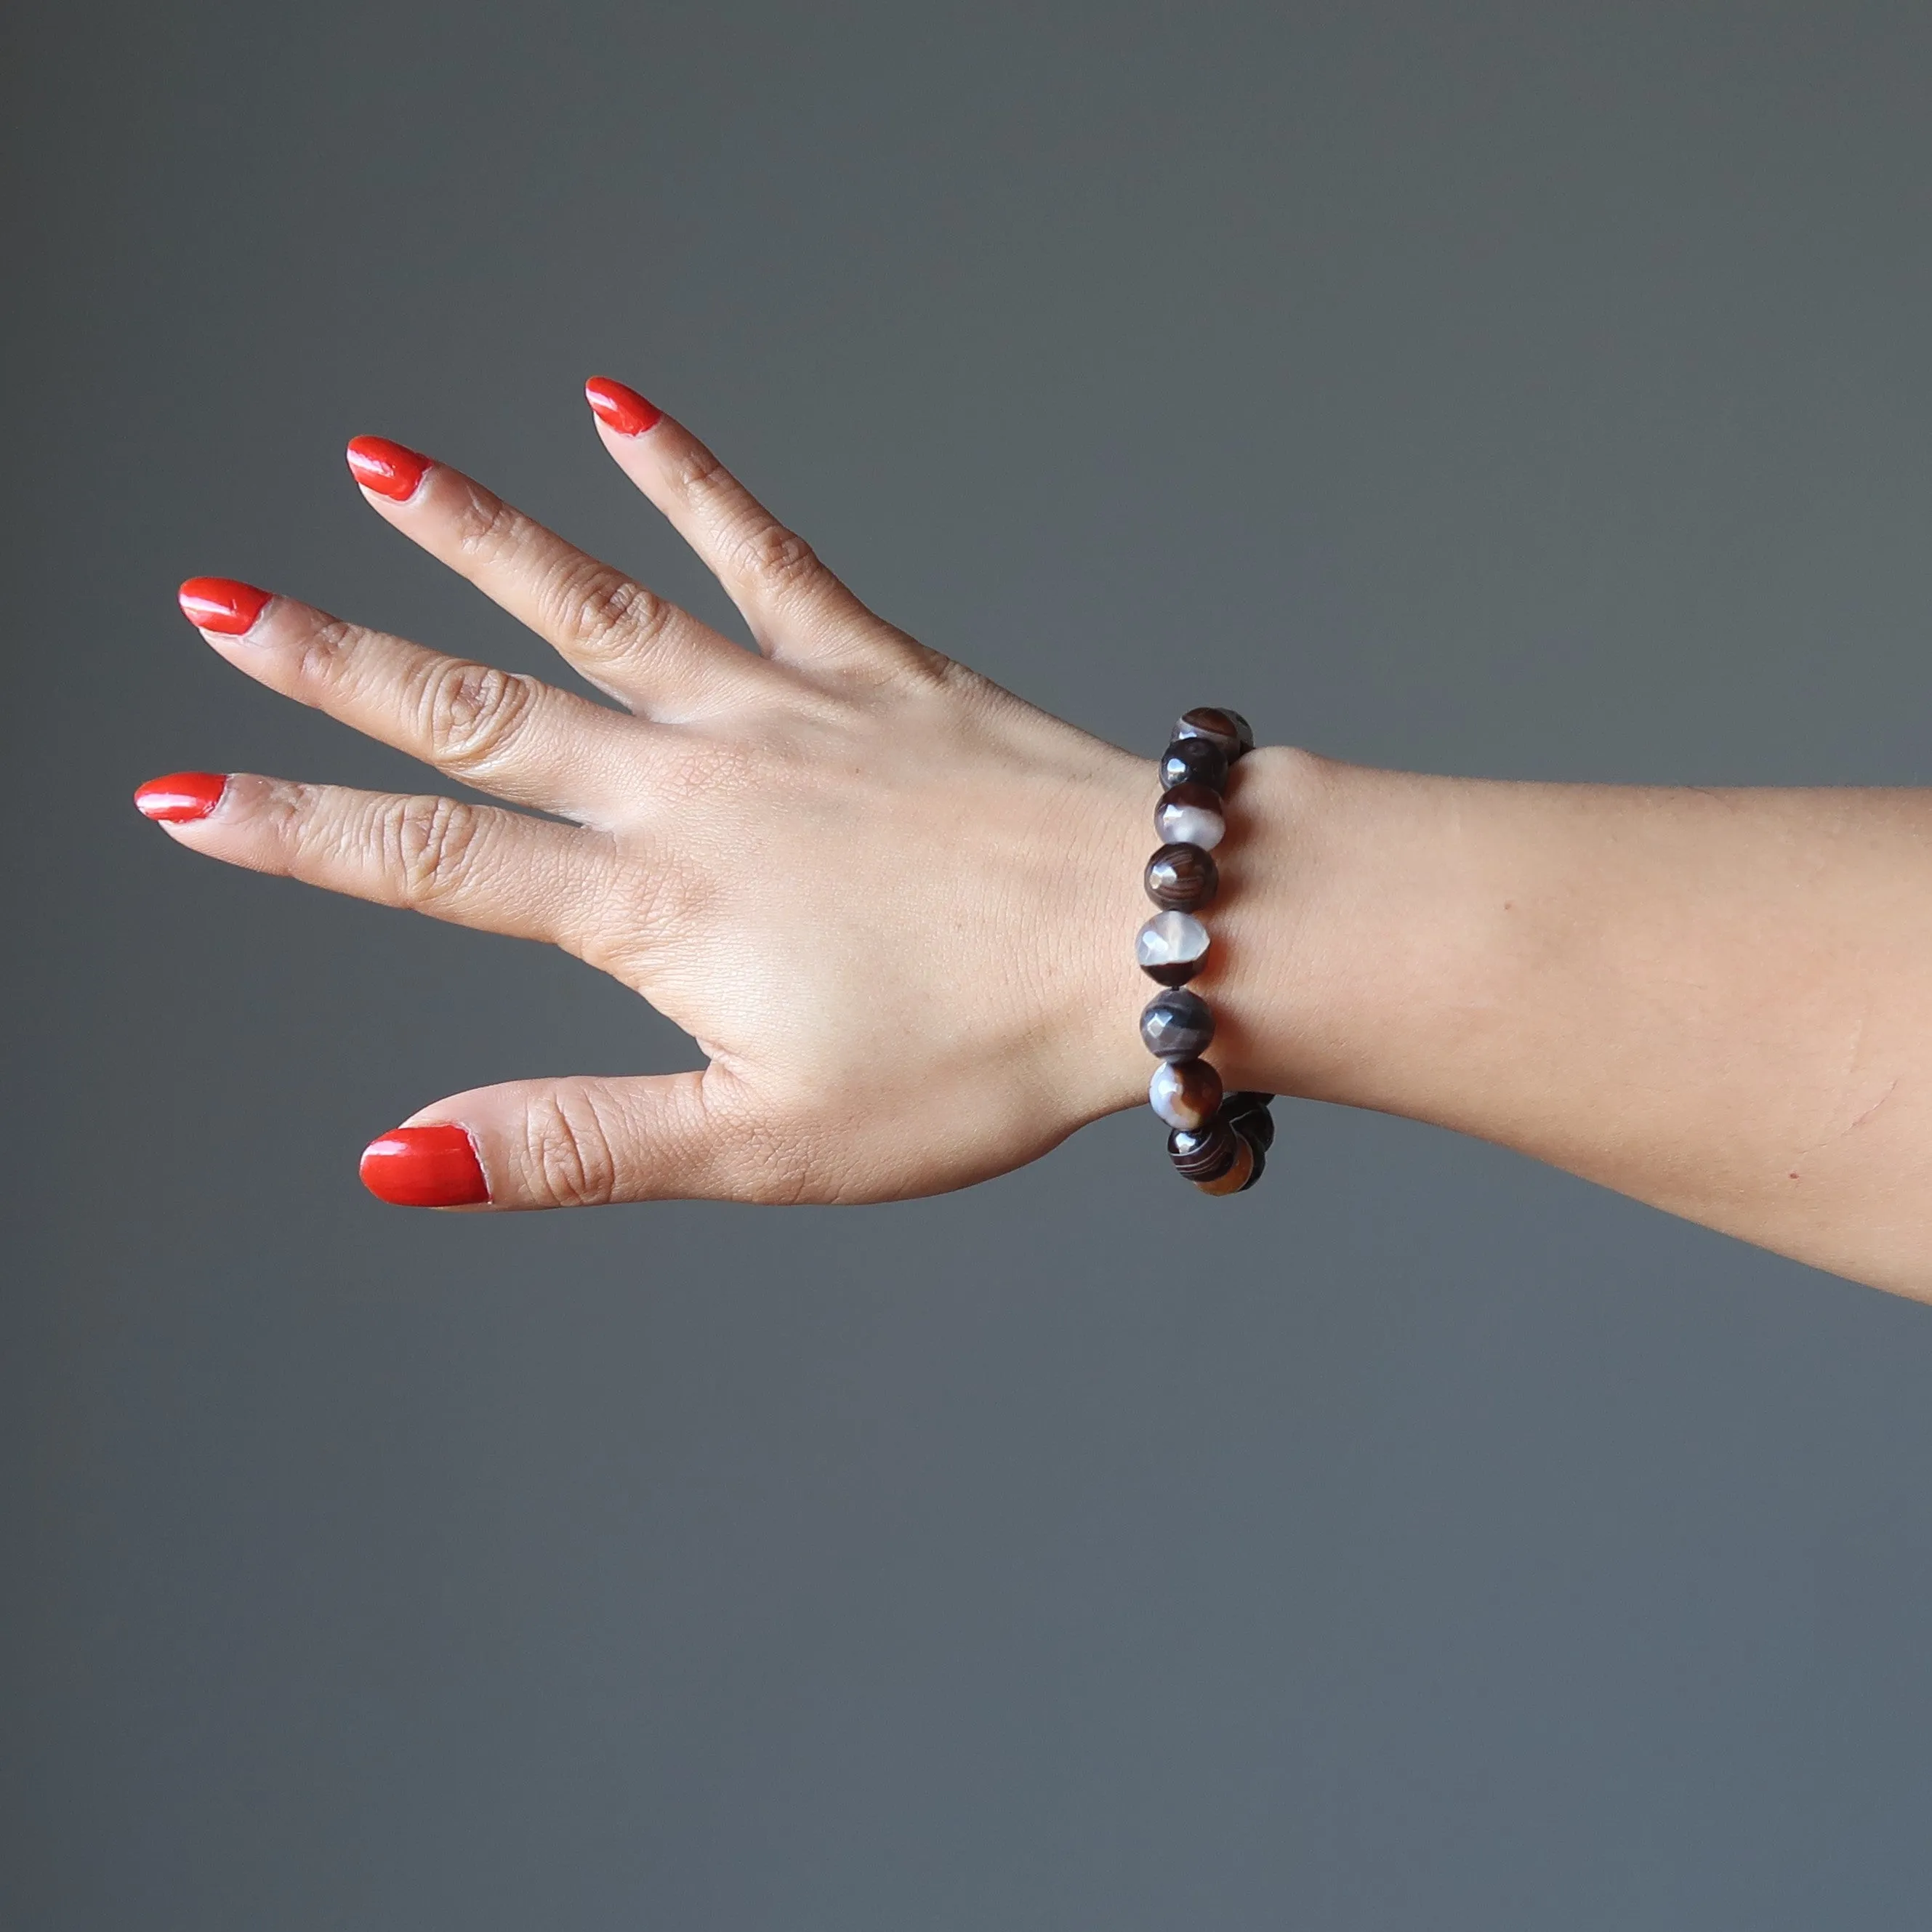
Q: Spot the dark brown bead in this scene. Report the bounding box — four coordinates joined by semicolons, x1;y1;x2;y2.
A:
1159;736;1229;793
1221;1092;1275;1152
1144;842;1218;911
1140;988;1215;1060
1175;707;1255;760
1140;957;1202;989
1168;1119;1239;1183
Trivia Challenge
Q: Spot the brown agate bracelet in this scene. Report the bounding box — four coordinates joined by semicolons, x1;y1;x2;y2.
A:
1136;707;1276;1196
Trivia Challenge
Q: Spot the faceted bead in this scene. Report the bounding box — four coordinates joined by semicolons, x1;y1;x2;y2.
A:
1194;1135;1255;1195
1155;781;1225;851
1140;987;1215;1060
1159;736;1229;793
1174;707;1255;760
1135;909;1210;987
1148;1056;1223;1131
1168;1119;1239;1183
1144;842;1218;911
1220;1091;1276;1152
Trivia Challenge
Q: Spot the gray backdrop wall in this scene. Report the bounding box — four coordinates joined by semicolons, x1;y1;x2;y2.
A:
9;2;1932;1925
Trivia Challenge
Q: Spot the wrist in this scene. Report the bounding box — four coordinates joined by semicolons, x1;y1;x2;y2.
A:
1191;744;1344;1101
1056;740;1346;1127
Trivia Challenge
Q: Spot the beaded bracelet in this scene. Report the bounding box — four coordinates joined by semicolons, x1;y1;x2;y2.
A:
1136;707;1276;1196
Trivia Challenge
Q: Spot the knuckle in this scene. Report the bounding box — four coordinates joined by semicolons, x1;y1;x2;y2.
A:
887;630;962;693
253;778;319;865
294;616;361;689
543;558;669;659
578;845;693;972
661;732;758;811
733;518;821;592
451;486;530;568
383;793;486;906
523;1083;620;1208
418;659;539;775
671;440;731;502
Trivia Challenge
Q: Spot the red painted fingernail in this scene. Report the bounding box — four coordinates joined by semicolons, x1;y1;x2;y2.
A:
345;435;433;502
359;1124;490;1207
584;376;663;437
178;576;271;635
134;771;228;821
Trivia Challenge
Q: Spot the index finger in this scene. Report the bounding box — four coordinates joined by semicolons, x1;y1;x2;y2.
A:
584;377;928;678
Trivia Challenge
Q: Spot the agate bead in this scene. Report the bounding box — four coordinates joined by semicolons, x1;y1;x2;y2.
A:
1148;1056;1223;1131
1135;909;1210;987
1220;1091;1276;1152
1159;736;1229;793
1140;987;1215;1060
1155;781;1225;851
1174;707;1255;760
1194;1135;1255;1195
1168;1119;1239;1183
1144;842;1218;911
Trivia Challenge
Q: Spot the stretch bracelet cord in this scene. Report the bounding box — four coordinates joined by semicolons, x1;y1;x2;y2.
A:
1135;709;1276;1195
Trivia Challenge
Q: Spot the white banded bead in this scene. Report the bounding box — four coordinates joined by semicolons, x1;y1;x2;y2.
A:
1155;797;1225;849
1149;1058;1223;1131
1135;910;1210;988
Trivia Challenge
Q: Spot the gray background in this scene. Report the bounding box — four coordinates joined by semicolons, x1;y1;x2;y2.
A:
7;1;1932;1924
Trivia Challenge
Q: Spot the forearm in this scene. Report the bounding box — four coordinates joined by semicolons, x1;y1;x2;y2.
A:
1210;749;1932;1298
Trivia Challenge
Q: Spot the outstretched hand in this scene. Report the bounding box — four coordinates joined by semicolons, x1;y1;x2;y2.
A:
141;382;1157;1208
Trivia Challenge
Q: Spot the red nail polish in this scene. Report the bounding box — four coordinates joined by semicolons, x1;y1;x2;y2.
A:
345;435;432;502
178;576;271;635
584;377;663;437
359;1124;490;1207
134;771;228;821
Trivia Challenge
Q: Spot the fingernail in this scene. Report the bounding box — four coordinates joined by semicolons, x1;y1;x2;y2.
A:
178;576;271;635
345;435;432;502
134;771;228;821
359;1124;490;1207
584;376;663;437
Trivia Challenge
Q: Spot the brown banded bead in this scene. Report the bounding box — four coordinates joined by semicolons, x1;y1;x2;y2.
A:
1175;707;1255;760
1155;781;1226;851
1159;736;1230;794
1221;1091;1275;1152
1194;1135;1256;1195
1148;1056;1223;1131
1135;910;1210;987
1144;842;1218;911
1140;988;1215;1060
1168;1119;1239;1183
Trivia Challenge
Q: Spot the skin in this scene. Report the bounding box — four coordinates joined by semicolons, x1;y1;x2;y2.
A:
156;393;1932;1302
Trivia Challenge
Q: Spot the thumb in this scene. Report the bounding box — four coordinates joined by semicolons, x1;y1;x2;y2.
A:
358;1070;753;1209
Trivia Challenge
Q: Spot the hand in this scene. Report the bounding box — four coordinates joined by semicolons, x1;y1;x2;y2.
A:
140;382;1158;1209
